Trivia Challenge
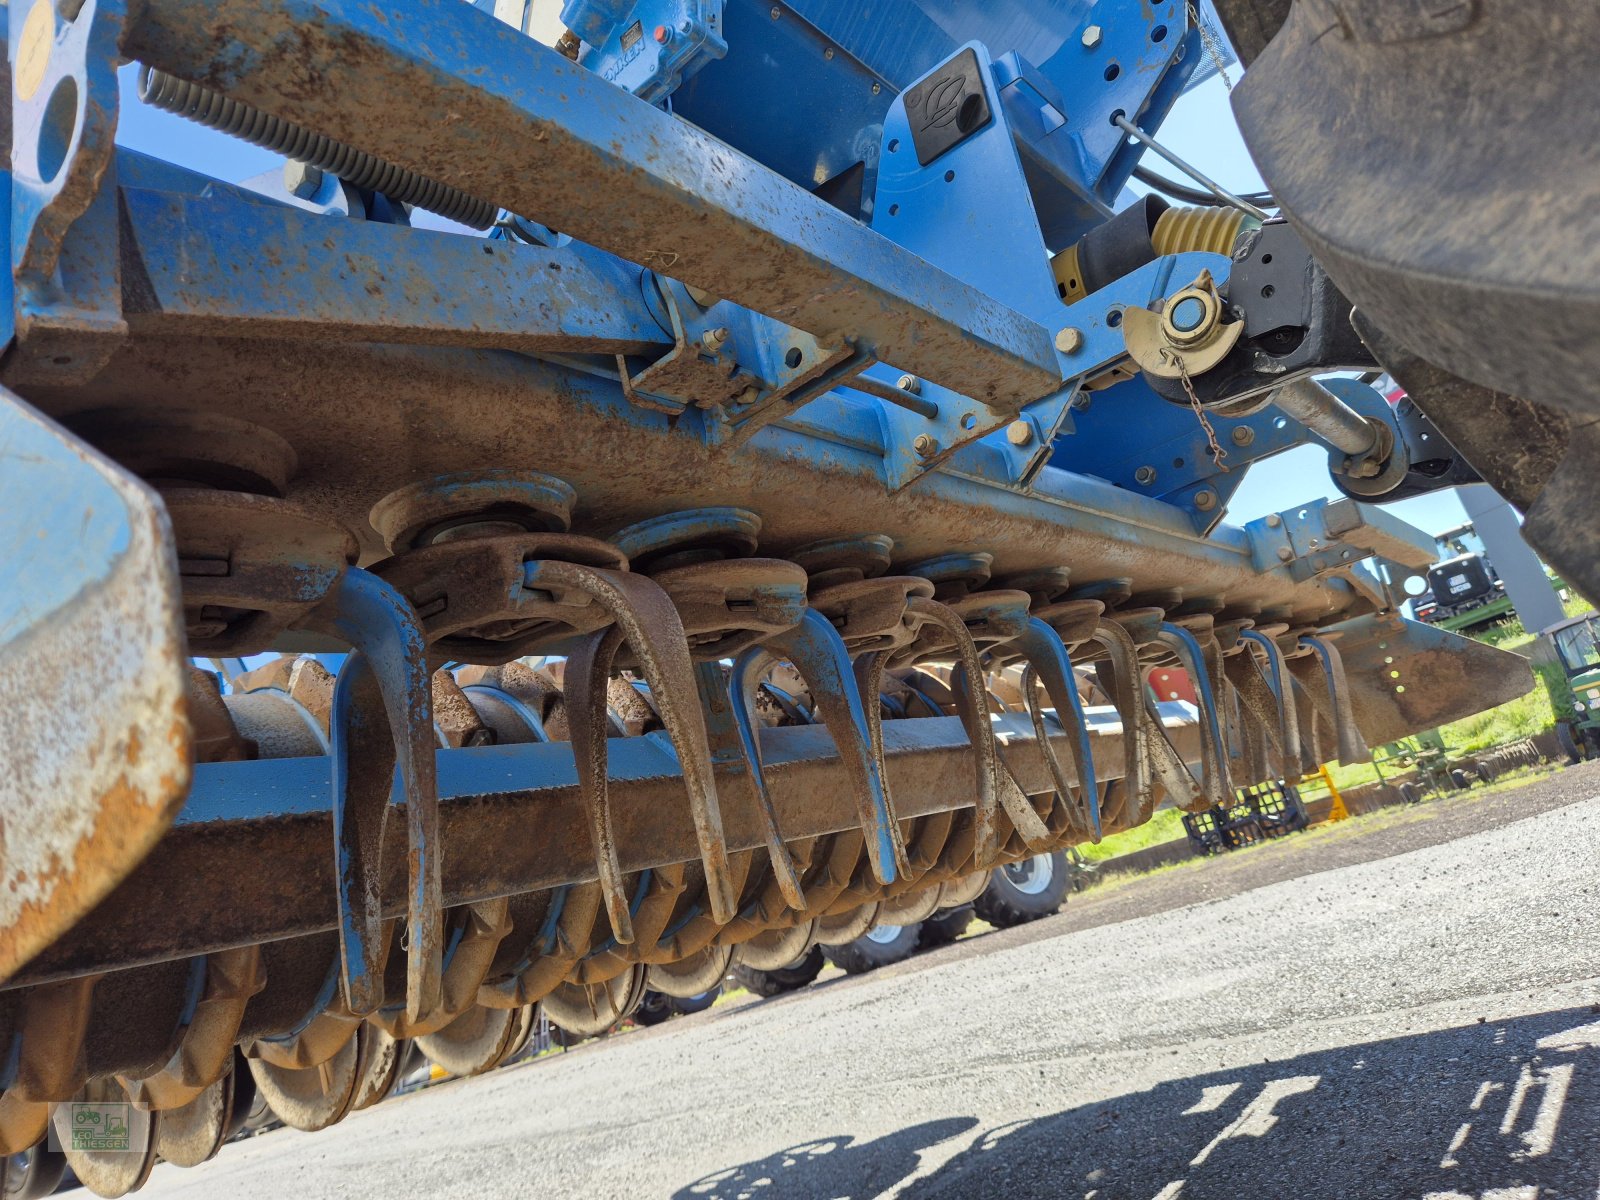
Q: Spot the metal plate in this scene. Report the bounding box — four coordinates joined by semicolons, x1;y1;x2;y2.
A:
0;390;189;982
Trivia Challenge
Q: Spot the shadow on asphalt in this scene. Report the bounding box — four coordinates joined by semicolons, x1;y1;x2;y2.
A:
673;1006;1600;1200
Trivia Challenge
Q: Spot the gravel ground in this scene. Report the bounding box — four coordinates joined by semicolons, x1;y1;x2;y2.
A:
138;763;1600;1200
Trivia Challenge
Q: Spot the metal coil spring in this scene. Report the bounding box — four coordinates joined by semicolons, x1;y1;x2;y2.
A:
137;66;499;230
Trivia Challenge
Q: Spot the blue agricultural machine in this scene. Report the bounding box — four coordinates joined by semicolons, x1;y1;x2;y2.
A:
0;0;1586;1190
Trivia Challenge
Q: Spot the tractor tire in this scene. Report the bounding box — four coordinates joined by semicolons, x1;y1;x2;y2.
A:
823;922;922;975
974;850;1071;928
731;946;825;997
917;906;974;950
3;1147;66;1200
1557;722;1584;765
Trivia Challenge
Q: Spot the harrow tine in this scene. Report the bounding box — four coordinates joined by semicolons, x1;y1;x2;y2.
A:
522;561;738;925
1157;623;1231;807
1296;635;1370;763
562;625;636;944
761;609;909;885
1237;630;1302;774
905;596;1001;868
319;567;441;1021
727;650;809;909
1089;620;1152;827
1015;618;1102;842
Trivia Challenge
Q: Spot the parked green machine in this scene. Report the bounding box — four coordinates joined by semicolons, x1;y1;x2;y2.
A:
1547;612;1600;761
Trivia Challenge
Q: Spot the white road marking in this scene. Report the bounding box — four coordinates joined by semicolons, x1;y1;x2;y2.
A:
1470;1082;1504;1112
1182;1084;1242;1115
1149;1181;1186;1200
1441;1121;1473;1169
1514;1062;1573;1161
1188;1076;1320;1166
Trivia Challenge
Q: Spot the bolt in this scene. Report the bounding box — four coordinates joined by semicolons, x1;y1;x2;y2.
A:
737;386;761;406
1082;24;1103;49
1134;465;1156;485
1265;513;1282;528
701;327;730;352
1070;394;1091;412
896;374;922;394
1276;546;1294;562
1006;420;1034;448
654;24;670;43
913;434;938;457
284;160;324;200
770;5;781;16
824;47;835;60
1055;327;1085;354
1194;489;1217;512
1231;425;1256;447
871;82;881;95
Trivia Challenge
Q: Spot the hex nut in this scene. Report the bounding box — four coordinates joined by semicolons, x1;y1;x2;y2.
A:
1194;489;1217;511
1231;425;1255;447
284;161;324;200
1006;421;1034;448
1055;327;1085;354
1134;465;1156;485
897;374;922;394
1082;24;1104;49
913;434;938;457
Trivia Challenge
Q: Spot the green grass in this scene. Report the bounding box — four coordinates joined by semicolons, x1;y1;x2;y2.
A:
1075;807;1187;861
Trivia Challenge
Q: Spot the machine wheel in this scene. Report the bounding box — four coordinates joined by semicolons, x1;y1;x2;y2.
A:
822;922;921;975
633;992;674;1027
917;906;973;950
1400;782;1421;805
731;946;825;997
1475;761;1495;784
3;1147;66;1200
974;851;1071;928
1450;768;1471;790
1557;722;1584;765
668;987;720;1017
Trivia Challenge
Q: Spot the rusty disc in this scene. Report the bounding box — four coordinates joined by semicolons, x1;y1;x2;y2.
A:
414;1005;523;1078
153;1069;232;1168
732;921;815;972
540;966;649;1040
57;1078;159;1199
645;944;731;999
813;903;880;947
352;1028;404;1110
369;469;576;553
247;1025;364;1132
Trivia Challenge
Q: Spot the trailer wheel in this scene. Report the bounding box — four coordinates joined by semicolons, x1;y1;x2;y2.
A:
1475;761;1495;784
823;922;922;975
1450;768;1471;790
1400;782;1421;805
917;906;973;950
731;946;825;997
974;851;1071;928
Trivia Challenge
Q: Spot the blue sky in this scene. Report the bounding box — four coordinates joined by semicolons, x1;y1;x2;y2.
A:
112;53;1470;542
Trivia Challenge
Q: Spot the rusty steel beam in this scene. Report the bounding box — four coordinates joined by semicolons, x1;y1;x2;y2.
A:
121;0;1063;411
7;710;1199;989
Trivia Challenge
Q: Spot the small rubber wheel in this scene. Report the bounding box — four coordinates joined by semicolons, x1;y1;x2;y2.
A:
633;992;674;1027
917;906;973;950
668;987;720;1017
1475;761;1495;784
4;1147;66;1200
974;851;1071;928
731;946;824;997
1400;782;1421;804
822;922;922;975
1450;768;1470;789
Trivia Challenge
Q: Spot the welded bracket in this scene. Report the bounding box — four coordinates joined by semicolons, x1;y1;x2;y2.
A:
1245;497;1434;603
8;0;126;382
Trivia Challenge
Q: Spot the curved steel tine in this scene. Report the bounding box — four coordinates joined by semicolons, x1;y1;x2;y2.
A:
1298;635;1370;763
1016;619;1101;842
1088;620;1151;827
762;609;909;885
1237;630;1301;771
320;567;440;1022
523;561;737;925
1289;672;1324;776
904;596;1000;870
727;648;808;910
564;625;634;944
1157;623;1230;807
1224;646;1286;779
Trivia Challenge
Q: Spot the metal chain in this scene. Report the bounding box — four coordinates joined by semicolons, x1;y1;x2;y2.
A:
1176;357;1229;472
1189;2;1234;91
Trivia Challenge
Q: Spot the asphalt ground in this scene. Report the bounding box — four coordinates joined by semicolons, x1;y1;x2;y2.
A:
138;761;1600;1199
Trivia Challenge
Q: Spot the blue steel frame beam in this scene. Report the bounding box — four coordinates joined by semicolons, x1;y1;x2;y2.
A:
117;182;673;355
9;709;1199;987
120;0;1064;411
